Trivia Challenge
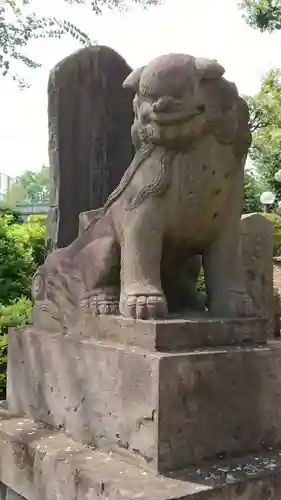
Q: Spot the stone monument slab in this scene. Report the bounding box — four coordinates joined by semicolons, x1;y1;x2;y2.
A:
240;214;274;336
47;45;133;250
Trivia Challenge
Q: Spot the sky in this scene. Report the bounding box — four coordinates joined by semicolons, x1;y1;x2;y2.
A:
0;0;280;178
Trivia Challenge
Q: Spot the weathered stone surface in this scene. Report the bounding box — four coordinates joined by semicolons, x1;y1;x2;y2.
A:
7;328;281;472
68;314;267;350
7;328;159;470
46;45;134;251
240;214;274;336
35;52;254;333
1;415;281;500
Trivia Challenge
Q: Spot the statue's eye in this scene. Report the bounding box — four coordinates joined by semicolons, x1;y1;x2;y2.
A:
197;105;205;113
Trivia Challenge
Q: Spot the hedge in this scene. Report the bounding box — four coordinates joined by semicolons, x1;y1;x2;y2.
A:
263;213;281;257
0;214;45;397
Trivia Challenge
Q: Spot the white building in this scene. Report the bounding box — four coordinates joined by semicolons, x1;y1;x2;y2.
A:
0;172;12;201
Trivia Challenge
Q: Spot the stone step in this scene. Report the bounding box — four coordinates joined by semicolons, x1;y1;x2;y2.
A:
0;412;281;500
68;315;268;351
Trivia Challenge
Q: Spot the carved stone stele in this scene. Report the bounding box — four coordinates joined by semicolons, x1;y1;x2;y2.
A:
240;213;274;336
47;45;134;251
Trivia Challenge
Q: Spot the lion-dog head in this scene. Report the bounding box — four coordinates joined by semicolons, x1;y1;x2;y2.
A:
123;53;251;158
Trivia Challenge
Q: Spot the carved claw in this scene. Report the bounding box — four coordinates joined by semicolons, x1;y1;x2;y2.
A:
120;294;168;319
86;289;120;316
90;298;119;316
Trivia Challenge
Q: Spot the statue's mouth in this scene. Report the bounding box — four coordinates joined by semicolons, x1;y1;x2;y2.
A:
150;109;202;126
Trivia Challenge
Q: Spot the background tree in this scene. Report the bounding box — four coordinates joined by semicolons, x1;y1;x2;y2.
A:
244;69;281;200
239;0;281;204
240;0;281;31
5;165;50;205
243;170;263;213
1;0;163;84
0;203;23;223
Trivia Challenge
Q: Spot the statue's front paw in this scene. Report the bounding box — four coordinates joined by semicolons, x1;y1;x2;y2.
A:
120;293;168;319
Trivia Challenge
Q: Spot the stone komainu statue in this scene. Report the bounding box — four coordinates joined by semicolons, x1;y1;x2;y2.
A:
32;53;255;333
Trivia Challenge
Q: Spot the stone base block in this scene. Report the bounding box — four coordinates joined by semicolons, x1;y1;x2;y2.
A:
1;412;281;500
7;327;281;472
71;315;268;350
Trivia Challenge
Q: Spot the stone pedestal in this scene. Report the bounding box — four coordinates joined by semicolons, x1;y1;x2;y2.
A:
5;317;281;473
2;317;281;498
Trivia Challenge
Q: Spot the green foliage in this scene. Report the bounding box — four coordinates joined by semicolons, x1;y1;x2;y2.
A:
197;268;205;294
0;215;35;304
0;335;8;398
263;213;281;256
243;171;263;213
65;0;163;12
0;203;22;223
245;70;281;200
0;212;45;398
0;297;31;336
27;214;47;225
239;0;281;32
0;214;46;305
0;0;162;85
6;165;50;205
8;216;47;265
0;0;92;85
0;297;32;397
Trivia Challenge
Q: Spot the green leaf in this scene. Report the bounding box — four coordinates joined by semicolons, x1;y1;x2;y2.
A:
0;0;163;85
244;69;281;201
239;0;281;32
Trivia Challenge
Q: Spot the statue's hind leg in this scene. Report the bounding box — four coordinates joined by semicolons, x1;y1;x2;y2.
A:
202;169;255;317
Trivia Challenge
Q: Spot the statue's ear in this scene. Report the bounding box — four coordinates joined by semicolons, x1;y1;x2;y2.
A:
195;58;225;79
123;66;144;91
